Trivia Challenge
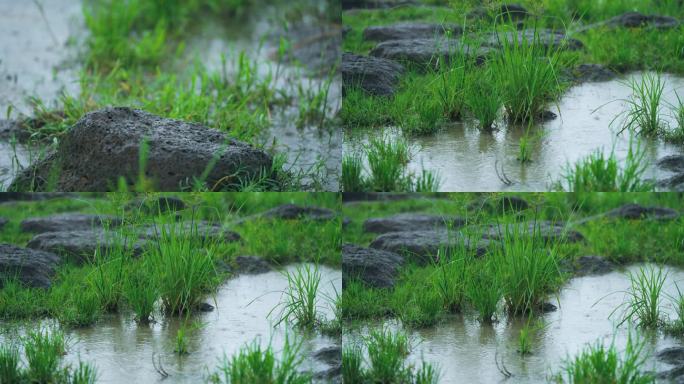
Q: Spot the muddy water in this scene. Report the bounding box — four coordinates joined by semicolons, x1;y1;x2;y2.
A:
0;264;341;383
346;264;684;383
345;73;684;192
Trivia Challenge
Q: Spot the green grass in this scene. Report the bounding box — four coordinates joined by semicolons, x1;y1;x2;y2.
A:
465;261;501;323
122;264;158;323
615;265;667;329
274;264;321;329
23;327;66;383
209;335;310;384
555;332;654;384
0;344;22;384
464;68;501;130
558;137;653;192
614;72;666;137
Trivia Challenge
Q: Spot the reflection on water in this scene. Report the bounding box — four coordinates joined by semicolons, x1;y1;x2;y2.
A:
0;264;341;384
345;73;684;192
346;264;684;383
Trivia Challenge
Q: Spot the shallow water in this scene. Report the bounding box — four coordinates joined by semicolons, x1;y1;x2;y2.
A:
344;73;684;192
345;263;684;383
0;264;341;383
0;141;31;190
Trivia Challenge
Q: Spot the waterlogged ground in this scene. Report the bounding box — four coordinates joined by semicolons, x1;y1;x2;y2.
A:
344;73;684;192
0;0;341;191
345;263;684;383
0;264;341;383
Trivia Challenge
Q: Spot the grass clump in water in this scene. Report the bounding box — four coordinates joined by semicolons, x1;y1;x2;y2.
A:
209;335;310;384
614;265;667;329
615;72;666;137
274;264;321;329
464;68;501;131
555;333;654;384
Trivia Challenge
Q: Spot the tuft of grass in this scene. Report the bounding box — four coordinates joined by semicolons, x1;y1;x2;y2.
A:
664;92;684;143
23;327;66;383
342;347;365;383
147;219;219;315
490;27;567;123
558;137;653;192
0;345;22;384
615;265;666;329
615;72;666;137
466;262;501;323
366;136;411;191
274;264;321;329
556;333;654;384
122;264;158;323
174;326;190;355
365;328;411;383
464;68;501;130
342;153;365;192
209;335;310;384
518;133;532;163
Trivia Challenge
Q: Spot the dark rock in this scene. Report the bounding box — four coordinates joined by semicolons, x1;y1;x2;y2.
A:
0;217;7;230
10;107;274;191
343;244;404;288
125;196;187;214
604;204;679;221
572;64;617;83
658;364;684;381
478;221;584;243
369;231;492;264
658;347;684;366
538;110;558;121
370;39;493;68
484;29;584;51
26;230;146;264
342;0;416;10
541;302;557;312
139;221;242;243
0;244;61;288
20;214;123;233
313;345;342;365
0;193;73;202
233;256;272;275
363;23;463;42
604;12;680;29
499;4;529;21
259;204;337;221
342;53;405;96
363;213;466;234
571;256;616;276
658;155;684;173
658;173;684;191
342;192;439;202
198;302;214;312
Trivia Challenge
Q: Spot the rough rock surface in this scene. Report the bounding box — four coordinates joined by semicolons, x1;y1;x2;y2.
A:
478;221;585;243
10;107;274;191
342;0;416;9
604;204;679;221
604;12;680;29
658;174;684;192
658;347;684;366
571;64;617;83
658;155;684;173
484;29;584;51
26;230;146;264
370;39;493;67
569;256;616;276
342;53;405;96
0;244;61;288
363;23;463;42
232;256;273;275
363;213;466;234
258;204;337;221
369;231;492;264
20;214;123;233
343;244;404;288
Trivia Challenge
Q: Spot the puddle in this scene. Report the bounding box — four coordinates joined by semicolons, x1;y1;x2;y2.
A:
0;264;341;383
0;141;32;190
344;73;684;192
345;263;684;383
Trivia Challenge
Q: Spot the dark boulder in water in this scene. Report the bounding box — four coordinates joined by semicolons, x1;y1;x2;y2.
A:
343;243;404;288
342;53;405;96
363;23;463;42
571;64;617;83
10;107;275;191
0;244;60;288
363;213;466;234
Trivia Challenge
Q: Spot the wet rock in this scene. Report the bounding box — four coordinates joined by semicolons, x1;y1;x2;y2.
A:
604;203;680;221
139;221;242;243
541;302;557;312
20;213;123;233
570;256;616;276
478;221;585;243
26;230;146;264
658;347;684;366
125;196;187;214
370;39;493;68
468;195;530;213
657;364;684;381
363;23;463;42
233;256;272;275
369;231;492;264
0;217;7;230
484;29;584;51
198;302;214;312
603;12;680;29
313;345;342;366
343;244;404;288
0;244;60;288
258;204;337;221
342;53;405;96
363;213;466;234
658;155;684;173
10;107;275;192
571;64;617;83
658;173;684;192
